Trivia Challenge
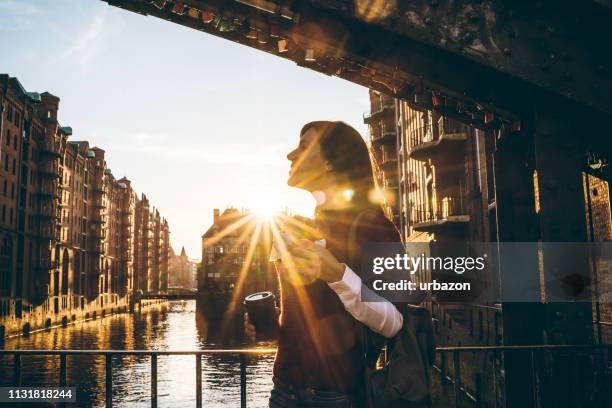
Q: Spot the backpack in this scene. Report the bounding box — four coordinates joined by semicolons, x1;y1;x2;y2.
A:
348;209;435;408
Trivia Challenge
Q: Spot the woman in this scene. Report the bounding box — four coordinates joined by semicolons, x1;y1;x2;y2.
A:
245;121;403;407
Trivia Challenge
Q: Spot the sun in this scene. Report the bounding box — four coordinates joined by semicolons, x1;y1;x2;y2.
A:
252;206;277;220
249;196;281;221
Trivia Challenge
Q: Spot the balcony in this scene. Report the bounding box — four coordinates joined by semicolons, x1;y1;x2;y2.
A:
38;165;60;179
35;206;58;220
379;153;398;172
384;178;399;190
370;125;396;145
408;118;468;162
363;98;395;124
38;141;62;159
411;195;469;232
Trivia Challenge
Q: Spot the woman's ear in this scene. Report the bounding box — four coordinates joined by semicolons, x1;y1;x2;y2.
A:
325;161;333;172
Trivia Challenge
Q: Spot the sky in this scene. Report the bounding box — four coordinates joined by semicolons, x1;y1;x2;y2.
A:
0;0;370;259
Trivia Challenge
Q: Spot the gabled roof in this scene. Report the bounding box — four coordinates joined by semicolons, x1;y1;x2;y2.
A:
202;208;247;239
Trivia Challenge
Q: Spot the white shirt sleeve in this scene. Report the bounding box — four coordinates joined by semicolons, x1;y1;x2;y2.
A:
328;265;403;338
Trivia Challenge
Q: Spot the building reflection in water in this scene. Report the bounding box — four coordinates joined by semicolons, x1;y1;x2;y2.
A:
0;301;274;407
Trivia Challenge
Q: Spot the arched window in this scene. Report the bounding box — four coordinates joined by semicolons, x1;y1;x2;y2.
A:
73;252;81;295
61;249;69;295
104;260;109;293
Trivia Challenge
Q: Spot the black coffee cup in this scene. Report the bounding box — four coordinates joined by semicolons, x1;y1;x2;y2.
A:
244;292;276;340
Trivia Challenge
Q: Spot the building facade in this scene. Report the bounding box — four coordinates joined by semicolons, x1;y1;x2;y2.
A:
199;208;273;295
169;246;197;291
0;75;171;336
365;89;612;405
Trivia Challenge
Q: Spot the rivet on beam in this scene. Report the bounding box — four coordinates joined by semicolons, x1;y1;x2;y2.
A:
305;49;316;62
171;2;185;15
277;39;288;53
201;10;215;24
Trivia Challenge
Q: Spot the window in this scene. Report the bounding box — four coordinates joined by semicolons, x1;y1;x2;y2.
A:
1;206;5;222
11;183;14;199
9;208;13;223
12;159;15;175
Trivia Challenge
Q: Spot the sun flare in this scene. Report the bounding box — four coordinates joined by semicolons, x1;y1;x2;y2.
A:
250;196;282;221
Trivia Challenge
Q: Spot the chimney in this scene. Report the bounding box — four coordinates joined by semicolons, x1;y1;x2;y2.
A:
213;208;220;225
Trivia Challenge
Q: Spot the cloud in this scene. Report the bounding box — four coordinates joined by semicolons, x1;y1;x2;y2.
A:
55;8;109;71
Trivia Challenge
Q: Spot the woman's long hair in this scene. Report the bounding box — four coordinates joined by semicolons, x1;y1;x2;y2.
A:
300;121;376;208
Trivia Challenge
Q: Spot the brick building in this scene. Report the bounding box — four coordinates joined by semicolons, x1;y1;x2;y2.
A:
199;208;272;295
0;74;172;336
169;246;197;291
364;90;400;226
365;91;612;405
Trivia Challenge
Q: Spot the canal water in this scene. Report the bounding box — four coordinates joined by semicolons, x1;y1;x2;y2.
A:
0;301;275;407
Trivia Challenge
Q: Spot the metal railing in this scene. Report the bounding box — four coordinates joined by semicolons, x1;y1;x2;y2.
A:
1;346;610;407
438;116;467;137
411;196;467;224
0;349;277;408
434;345;612;408
409;125;434;148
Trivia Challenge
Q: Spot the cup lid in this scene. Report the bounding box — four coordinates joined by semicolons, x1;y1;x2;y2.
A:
244;291;274;303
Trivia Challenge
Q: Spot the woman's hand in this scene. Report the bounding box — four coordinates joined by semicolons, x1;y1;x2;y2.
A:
244;307;281;342
243;312;257;342
288;239;346;283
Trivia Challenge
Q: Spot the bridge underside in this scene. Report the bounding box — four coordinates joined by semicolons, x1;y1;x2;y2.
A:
104;0;612;156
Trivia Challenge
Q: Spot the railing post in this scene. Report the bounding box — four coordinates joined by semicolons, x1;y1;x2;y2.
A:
240;353;247;408
474;372;482;408
151;354;157;408
570;353;580;408
60;354;67;386
105;354;113;408
13;353;21;386
440;351;447;387
196;353;202;408
453;351;461;408
530;350;540;408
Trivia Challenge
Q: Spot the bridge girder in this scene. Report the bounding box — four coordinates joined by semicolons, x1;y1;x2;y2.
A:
103;0;612;135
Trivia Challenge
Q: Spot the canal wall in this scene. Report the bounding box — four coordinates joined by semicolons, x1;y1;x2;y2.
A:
0;294;167;339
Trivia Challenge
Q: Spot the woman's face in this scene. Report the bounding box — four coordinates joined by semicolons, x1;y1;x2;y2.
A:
286;128;328;190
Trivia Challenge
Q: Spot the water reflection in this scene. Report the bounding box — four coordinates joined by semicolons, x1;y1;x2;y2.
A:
0;301;274;407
